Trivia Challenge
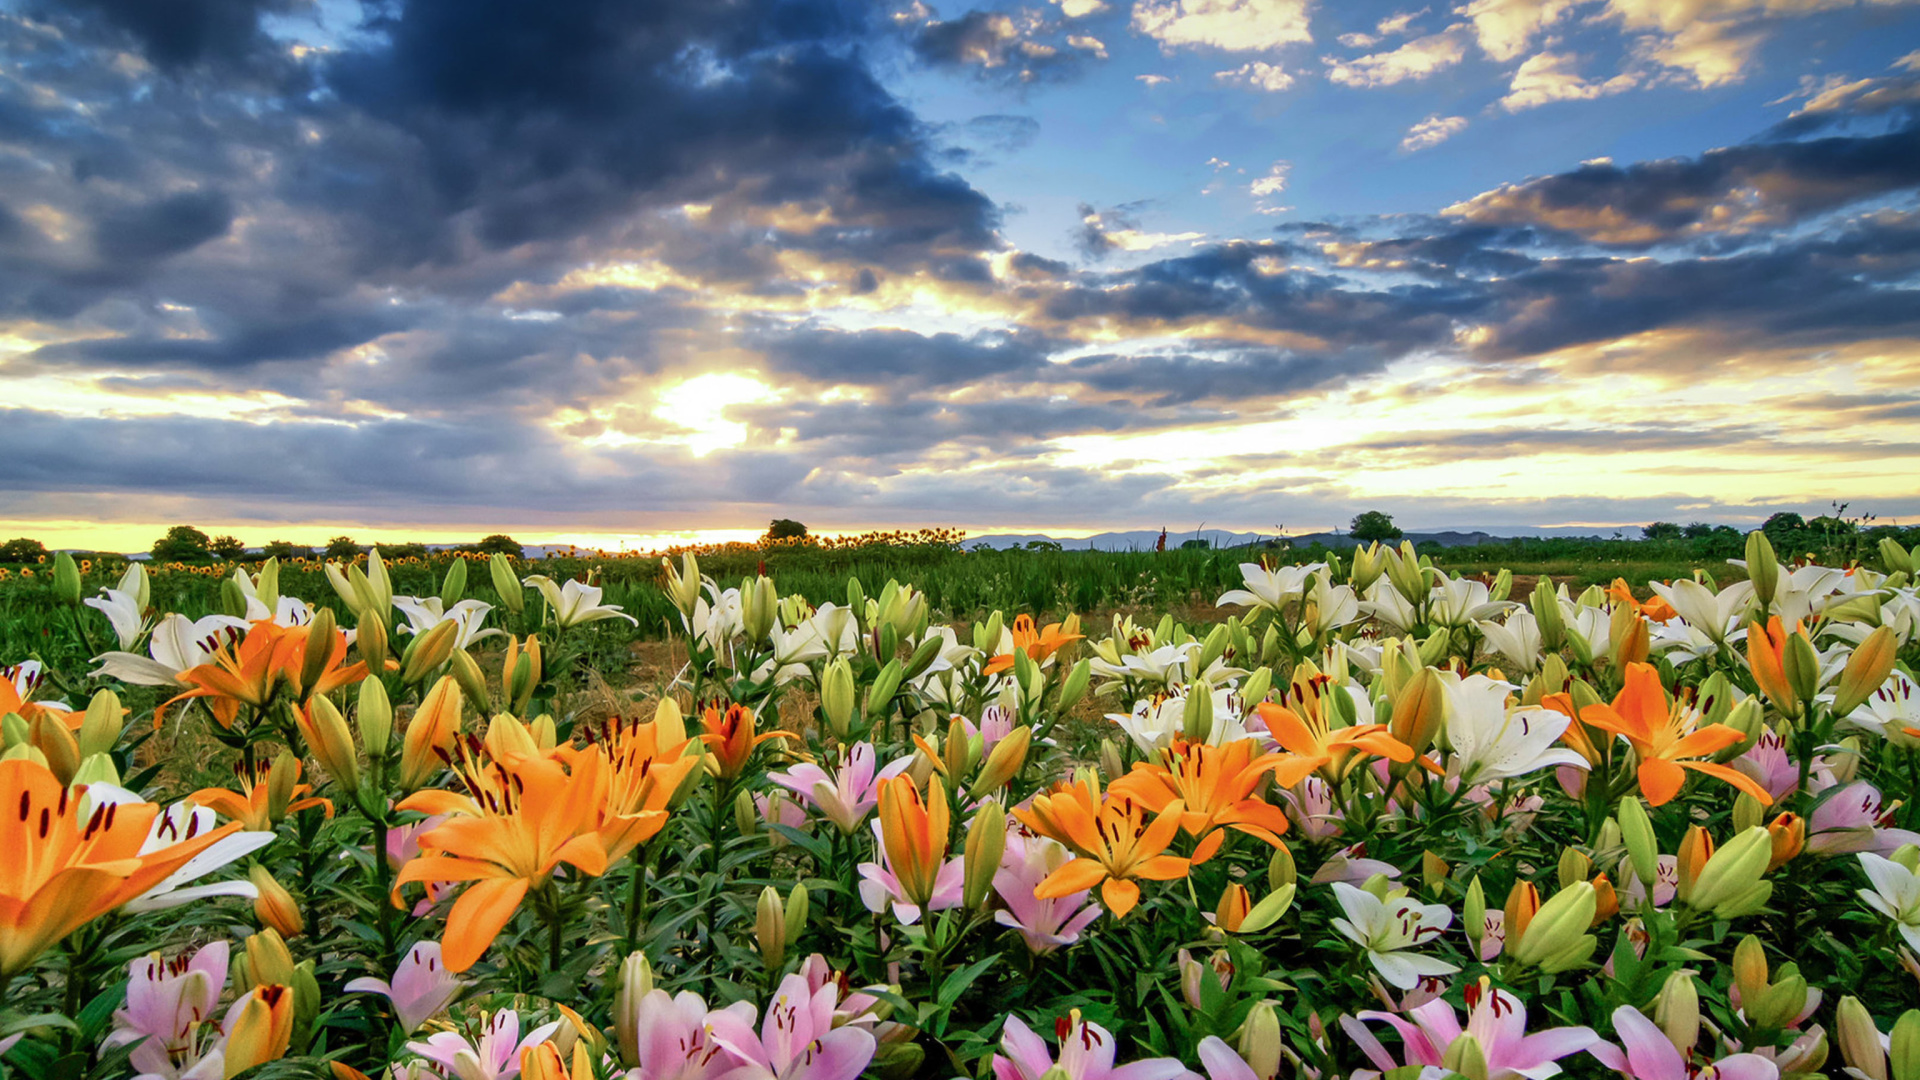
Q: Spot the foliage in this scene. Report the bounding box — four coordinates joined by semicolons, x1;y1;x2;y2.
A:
768;518;809;541
150;524;213;562
0;538;47;564
210;535;247;559
325;535;363;559
472;534;524;556
1350;510;1402;542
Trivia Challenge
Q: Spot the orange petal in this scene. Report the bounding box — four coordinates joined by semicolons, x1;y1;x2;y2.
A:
1639;758;1686;806
1100;876;1141;919
440;876;530;973
1035;858;1108;899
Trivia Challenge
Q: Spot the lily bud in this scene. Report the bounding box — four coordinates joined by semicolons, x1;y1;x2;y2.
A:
1766;812;1804;872
1416;628;1451;668
1891;1010;1920;1080
79;688;124;758
943;715;972;780
1422;850;1450;892
964;801;1006;909
1675;826;1713;905
503;635;541;715
1510;882;1597;973
1057;657;1093;715
1688;826;1774;918
1390;668;1445;758
1782;630;1822;709
755;886;787;969
970;726;1031;799
1733;791;1765;834
1733;934;1769;1005
1610;611;1651;670
1616;798;1655;897
449;648;492;713
1097;738;1125;781
1442;1034;1490;1080
1241;666;1272;710
1557;848;1591;890
1838;996;1888;1080
1532;578;1566;652
1882;538;1916;575
251;865;305;937
52;551;81;605
1745;530;1780;609
1238;1001;1283;1080
488;553;526;616
1833;735;1865;783
1590;873;1619;925
867;659;903;720
1836;626;1899;717
1717;698;1765;763
357;676;393;757
29;714;79;784
820;658;855;739
1182;676;1215;742
1655;971;1700;1054
220;577;249;619
70;753;120;788
1464;876;1486;955
356;608;388;677
241;928;296;990
1504;880;1541;945
299;607;337;699
401;620;458;685
1214;883;1251;933
299;695;360;793
1239;883;1296;933
437;557;467;608
399;676;462;791
663;553;702;617
1268;844;1296;891
266;749;301;825
613;952;655;1065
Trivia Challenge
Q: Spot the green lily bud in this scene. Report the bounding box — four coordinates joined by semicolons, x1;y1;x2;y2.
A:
449;648;491;713
1197;623;1231;674
1687;827;1773;918
903;634;944;682
1057;658;1092;714
296;606;337;702
70;752;120;788
1655;971;1700;1054
255;558;280;616
1491;568;1512;602
400;619;458;685
866;658;903;719
1463;876;1486;954
1238;884;1296;933
438;557;467;608
489;553;524;615
52;551;81;605
1597;816;1623;855
1182;676;1215;742
1558;848;1591;890
1241;666;1272;709
1268;845;1296;891
1618;796;1658;891
79;688;124;758
1532;578;1566;653
1837;996;1888;1080
1897;844;1920;874
755;886;787;970
1510;882;1597;972
1883;538;1916;575
1714;698;1765;763
1746;531;1780;609
970;727;1030;799
1890;1009;1920;1080
1783;631;1822;709
734;789;759;836
219;577;249;619
1733;792;1765;834
1417;628;1450;667
820;658;855;740
1442;1033;1489;1080
1237;1001;1283;1080
357;677;393;757
614;953;655;1065
964;801;1006;909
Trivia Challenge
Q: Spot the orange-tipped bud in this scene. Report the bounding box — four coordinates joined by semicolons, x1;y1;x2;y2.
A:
877;774;951;910
224;984;295;1076
1504;880;1541;945
1675;825;1714;905
520;1040;594;1080
1214;883;1251;933
250;865;305;938
399;675;462;791
1590;873;1619;926
1767;812;1805;873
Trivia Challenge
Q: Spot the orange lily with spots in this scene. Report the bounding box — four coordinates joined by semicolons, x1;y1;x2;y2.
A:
1013;777;1190;918
1579;662;1773;807
983;614;1084;676
1608;578;1677;623
157;620;368;730
876;774;951;911
392;750;615;972
1108;738;1290;863
701;702;795;779
1745;616;1802;714
1255;667;1415;786
0;759;244;978
568;716;699;864
191;756;333;831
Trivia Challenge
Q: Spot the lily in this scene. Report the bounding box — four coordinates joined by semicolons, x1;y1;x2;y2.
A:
860;775;963;923
1580;663;1772;807
84;587;146;650
392;596;503;651
1589;1004;1780;1080
1015;780;1190;919
104;941;229;1080
522;574;638;628
769;743;910;834
1110;683;1250;755
1476;610;1543;675
990;1012;1194;1080
704;972;878;1080
345;941;466;1034
619;986;756;1080
1330;881;1457;989
1428;572;1514;629
1809;782;1920;856
1217;561;1326;614
993;830;1103;954
1256;668;1413;786
1843;671;1920;747
1108;738;1290;863
1347;978;1602;1080
406;1010;561;1080
92;612;250;688
1649;579;1753;647
984;614;1084;677
1442;674;1588;786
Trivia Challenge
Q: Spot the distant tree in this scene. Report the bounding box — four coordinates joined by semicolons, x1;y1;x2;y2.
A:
0;537;48;563
383;541;431;559
1180;538;1210;550
324;536;363;560
474;534;523;556
767;519;808;541
1761;512;1806;545
1350;511;1403;543
1681;522;1714;539
261;540;314;560
1807;514;1856;536
210;535;247;559
151;525;213;563
1642;522;1683;541
1025;539;1064;552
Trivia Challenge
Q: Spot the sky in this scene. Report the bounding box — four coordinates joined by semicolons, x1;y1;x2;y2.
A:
1;0;1918;552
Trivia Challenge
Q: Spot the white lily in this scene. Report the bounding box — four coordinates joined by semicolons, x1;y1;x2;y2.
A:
1428;573;1514;628
523;574;638;628
1441;674;1588;785
1217;562;1327;613
1330;881;1458;989
1649;578;1754;645
1107;683;1249;755
1115;641;1201;686
1561;602;1611;662
229;564;313;626
690;584;745;656
1858;853;1920;952
753;619;829;686
84;588;146;650
1305;572;1361;637
392;596;503;650
1476;610;1542;674
1648;620;1719;665
1843;672;1920;747
1359;578;1421;634
806;602;862;660
91;612;250;687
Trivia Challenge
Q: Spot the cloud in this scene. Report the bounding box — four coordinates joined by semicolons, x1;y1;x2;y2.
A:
909;8;1108;83
964;114;1043;153
1456;0;1580;62
1324;26;1470;87
1401;114;1468;150
1775;55;1920;124
1214;60;1296;91
1131;0;1313;52
1076;204;1207;257
1056;0;1110;14
1499;49;1639;111
45;0;307;70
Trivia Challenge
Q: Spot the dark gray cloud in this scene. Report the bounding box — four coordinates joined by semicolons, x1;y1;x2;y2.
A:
908;9;1098;85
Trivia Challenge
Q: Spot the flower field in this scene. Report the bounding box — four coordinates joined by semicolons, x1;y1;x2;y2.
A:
3;532;1920;1080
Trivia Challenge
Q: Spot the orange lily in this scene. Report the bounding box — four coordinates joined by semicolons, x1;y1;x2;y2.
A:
191;755;332;831
393;751;614;972
1579;662;1773;807
399;675;465;791
223;984;295;1075
157;620;367;730
700;702;795;779
1014;778;1190;918
1108;738;1290;863
0;759;244;977
0;673;77;730
876;774;951;910
568;715;699;864
1608;578;1677;623
1255;669;1414;786
983;614;1084;676
1541;693;1610;768
1745;616;1800;713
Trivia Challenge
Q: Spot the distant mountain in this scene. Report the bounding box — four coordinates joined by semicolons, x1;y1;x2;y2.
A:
962;527;1609;551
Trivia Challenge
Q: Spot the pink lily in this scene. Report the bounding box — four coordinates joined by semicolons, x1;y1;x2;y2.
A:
1310;844;1402;885
345;942;466;1034
406;1010;560;1080
621;987;755;1080
993;831;1102;954
1808;781;1920;856
1283;778;1344;842
704;972;877;1080
960;704;1018;750
1588;1005;1779;1080
1347;980;1602;1080
105;941;229;1079
1733;731;1831;803
990;1013;1195;1080
768;744;909;835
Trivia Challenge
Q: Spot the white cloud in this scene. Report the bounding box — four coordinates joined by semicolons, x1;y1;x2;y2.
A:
1499;49;1640;110
1324;25;1470;87
1215;60;1297;91
1401;114;1468;150
1137;73;1173;85
1069;34;1110;57
1375;7;1429;35
1456;0;1581;62
1132;0;1314;52
1057;0;1110;16
1250;160;1291;213
1338;31;1379;47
